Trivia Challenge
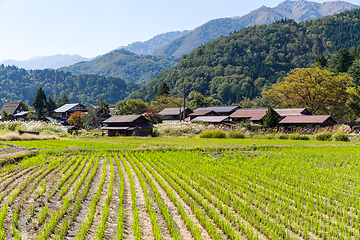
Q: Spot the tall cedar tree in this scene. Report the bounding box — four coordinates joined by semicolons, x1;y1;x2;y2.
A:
262;106;279;129
33;87;47;120
156;82;170;97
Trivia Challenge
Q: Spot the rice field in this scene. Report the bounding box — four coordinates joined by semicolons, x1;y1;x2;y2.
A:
0;143;358;239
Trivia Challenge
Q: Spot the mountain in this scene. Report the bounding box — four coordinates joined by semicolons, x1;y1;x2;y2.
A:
0;54;91;70
0;65;138;107
128;7;360;104
118;30;190;55
60;49;180;85
153;0;358;56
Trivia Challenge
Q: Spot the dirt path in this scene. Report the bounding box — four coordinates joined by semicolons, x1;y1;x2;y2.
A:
139;160;194;240
118;158;135;239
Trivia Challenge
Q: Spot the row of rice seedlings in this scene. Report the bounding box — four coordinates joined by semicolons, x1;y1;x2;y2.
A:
54;155;100;240
35;197;70;240
95;155;114;239
136;155;202;240
160;154;288;239
75;155;108;240
59;154;90;198
0;204;7;239
47;156;83;200
114;154;125;240
150;156;243;240
37;205;49;226
142;154;223;240
120;155;141;240
12;206;21;240
129;153;181;239
125;154;161;240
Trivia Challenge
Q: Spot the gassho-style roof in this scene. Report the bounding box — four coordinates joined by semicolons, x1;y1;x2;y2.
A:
279;115;336;124
230;108;269;121
194;106;239;113
0;102;25;115
102;115;145;123
158;107;192;116
53;103;86;113
275;108;312;117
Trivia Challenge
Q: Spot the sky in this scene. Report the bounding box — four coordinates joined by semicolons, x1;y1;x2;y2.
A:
0;0;359;61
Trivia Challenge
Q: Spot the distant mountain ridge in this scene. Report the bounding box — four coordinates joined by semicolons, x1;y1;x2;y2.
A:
1;54;91;70
118;30;190;55
153;0;359;56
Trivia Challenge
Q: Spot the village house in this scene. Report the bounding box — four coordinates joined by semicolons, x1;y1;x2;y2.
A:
158;107;193;122
0;102;28;120
230;108;280;125
274;108;313;119
279;115;337;129
190;116;236;126
101;115;153;136
194;106;240;116
53;103;87;122
187;110;221;121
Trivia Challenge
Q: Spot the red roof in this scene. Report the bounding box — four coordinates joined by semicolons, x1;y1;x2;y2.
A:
230;108;268;121
355;117;360;123
279;115;336;124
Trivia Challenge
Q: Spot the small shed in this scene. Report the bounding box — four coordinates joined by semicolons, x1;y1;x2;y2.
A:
279;115;337;129
101;115;153;137
190;116;236;126
158;107;193;122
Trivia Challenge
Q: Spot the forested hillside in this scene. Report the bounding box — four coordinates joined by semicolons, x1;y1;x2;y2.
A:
0;65;138;107
61;49;180;84
129;8;360;104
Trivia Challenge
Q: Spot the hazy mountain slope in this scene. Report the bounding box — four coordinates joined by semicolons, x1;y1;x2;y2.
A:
61;49;180;84
128;8;360;104
0;54;91;70
119;30;190;55
153;0;358;56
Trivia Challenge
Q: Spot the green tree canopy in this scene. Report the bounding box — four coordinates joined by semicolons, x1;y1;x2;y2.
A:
262;106;279;129
33;87;47;120
156;82;170;97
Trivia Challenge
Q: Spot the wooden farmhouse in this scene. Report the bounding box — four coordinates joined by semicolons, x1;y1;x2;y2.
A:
187;110;221;121
101;115;153;137
53;103;87;121
230;108;280;124
158;107;193;122
194;106;240;116
190;116;236;126
279;115;337;129
274;108;312;119
0;102;28;120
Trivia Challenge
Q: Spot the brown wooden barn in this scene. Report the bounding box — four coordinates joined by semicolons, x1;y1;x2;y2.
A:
101;115;153;136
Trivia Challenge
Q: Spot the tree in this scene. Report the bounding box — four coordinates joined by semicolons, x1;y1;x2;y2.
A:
82;105;101;129
187;91;222;110
46;95;57;117
33;87;47;120
68;111;84;127
97;98;110;119
56;92;70;107
149;95;184;110
262;106;279;129
156;82;170;97
1;110;9;121
114;99;147;115
263;67;352;115
329;48;353;73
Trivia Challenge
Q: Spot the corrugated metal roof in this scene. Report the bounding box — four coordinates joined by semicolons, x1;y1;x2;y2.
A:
275;108;312;117
194;106;240;113
158;107;191;116
279;115;335;124
191;116;230;123
230;108;268;121
53;103;86;113
102;115;143;123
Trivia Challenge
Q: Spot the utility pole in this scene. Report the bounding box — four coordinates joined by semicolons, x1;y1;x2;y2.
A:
183;81;186;121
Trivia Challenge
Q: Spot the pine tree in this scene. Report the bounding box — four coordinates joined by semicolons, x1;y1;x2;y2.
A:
262;106;279;129
156;82;170;97
33;87;47;120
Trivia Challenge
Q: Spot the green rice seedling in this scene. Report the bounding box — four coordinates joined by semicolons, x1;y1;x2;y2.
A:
114;155;125;240
37;205;49;226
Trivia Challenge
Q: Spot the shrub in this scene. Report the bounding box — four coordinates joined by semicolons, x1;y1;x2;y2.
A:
289;133;310;140
199;130;227;138
276;133;289;140
228;131;245;139
313;132;332;141
264;133;276;139
332;132;349;142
